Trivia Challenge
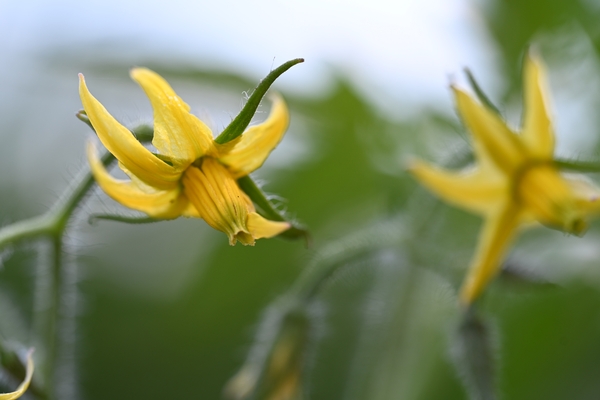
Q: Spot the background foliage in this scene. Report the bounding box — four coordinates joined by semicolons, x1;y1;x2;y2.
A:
2;0;600;399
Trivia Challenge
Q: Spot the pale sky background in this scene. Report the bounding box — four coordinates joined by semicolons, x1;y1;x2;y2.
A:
0;0;502;117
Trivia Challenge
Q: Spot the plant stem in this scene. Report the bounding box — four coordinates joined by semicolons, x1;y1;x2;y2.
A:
554;158;600;173
43;237;62;400
0;151;115;252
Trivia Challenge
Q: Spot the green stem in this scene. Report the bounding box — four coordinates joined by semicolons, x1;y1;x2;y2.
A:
0;123;150;398
215;58;304;144
88;215;159;225
44;237;63;400
0;338;46;398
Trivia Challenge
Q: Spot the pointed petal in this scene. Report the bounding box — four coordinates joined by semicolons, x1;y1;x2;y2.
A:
247;212;290;239
182;158;256;245
87;142;187;219
459;203;521;305
218;93;289;178
0;349;33;400
130;68;214;165
79;74;180;190
453;87;525;173
522;53;554;159
181;202;202;218
409;159;506;215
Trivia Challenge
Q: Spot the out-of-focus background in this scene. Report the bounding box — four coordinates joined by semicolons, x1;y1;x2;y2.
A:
2;0;600;399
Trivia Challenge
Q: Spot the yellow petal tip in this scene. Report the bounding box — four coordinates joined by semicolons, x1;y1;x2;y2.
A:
247;212;291;240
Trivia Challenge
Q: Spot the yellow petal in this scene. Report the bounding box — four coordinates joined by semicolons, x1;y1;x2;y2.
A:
409;159;506;215
87;142;187;219
453;86;526;173
0;349;34;400
79;74;180;190
247;212;291;239
130;68;214;166
521;53;554;159
459;203;521;305
182;158;256;245
218;93;289;178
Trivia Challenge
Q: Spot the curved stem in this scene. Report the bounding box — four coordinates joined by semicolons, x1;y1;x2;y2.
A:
0;142;120;251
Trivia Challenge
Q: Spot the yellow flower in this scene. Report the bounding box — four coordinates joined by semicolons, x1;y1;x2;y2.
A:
79;68;292;246
409;53;600;305
0;349;34;400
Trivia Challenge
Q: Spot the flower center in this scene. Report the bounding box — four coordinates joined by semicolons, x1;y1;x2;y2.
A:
516;164;586;235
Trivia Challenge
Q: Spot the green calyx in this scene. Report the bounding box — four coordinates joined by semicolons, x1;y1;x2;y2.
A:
215;58;304;145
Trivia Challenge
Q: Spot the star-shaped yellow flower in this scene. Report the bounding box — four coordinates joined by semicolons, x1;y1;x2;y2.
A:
80;68;292;246
409;53;600;305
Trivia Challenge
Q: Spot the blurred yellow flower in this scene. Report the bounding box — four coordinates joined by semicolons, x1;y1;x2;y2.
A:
79;69;291;245
0;349;34;400
410;53;600;305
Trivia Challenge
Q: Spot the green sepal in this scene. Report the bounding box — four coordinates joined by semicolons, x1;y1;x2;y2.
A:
75;109;94;131
451;307;497;400
499;261;558;289
462;71;600;175
88;214;160;225
464;68;502;116
554;157;600;173
237;175;310;245
215;58;304;145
